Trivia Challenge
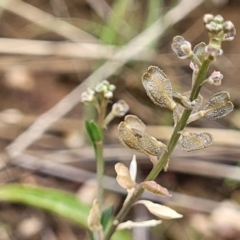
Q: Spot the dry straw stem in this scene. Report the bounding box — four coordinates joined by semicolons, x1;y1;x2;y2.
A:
0;0;98;43
0;38;153;61
5;0;204;159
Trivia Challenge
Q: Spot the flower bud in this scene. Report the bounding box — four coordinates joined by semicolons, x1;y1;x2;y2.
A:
214;15;224;23
223;21;236;41
205;45;223;57
80;88;95;103
94;80;116;99
203;14;214;24
207;70;223;86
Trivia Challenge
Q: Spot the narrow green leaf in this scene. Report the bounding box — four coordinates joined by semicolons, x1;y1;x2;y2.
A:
85;120;103;147
0;184;89;226
0;184;132;240
101;206;113;231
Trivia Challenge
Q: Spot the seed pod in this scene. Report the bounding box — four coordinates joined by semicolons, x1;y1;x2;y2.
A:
136;200;183;219
203;91;234;120
171;36;192;59
179;131;213;152
193;42;207;63
142;66;176;110
132;129;167;156
115;163;136;190
124;115;146;132
87;199;102;231
118;115;167;159
118;121;142;152
141;181;171;197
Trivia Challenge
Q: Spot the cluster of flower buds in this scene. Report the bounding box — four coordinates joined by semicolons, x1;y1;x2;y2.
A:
81;80;116;104
81;80;129;128
204;14;236;56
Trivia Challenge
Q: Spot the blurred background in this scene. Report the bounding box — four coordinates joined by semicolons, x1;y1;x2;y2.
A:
0;0;240;239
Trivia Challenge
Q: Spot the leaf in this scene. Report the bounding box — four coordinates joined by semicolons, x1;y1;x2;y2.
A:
0;184;90;226
0;184;132;240
179;131;213;152
101;206;113;231
85;120;103;152
142;66;176;110
136;200;183;219
141;181;171;197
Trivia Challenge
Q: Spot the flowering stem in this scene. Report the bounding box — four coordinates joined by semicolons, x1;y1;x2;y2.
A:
104;57;212;240
96;137;104;214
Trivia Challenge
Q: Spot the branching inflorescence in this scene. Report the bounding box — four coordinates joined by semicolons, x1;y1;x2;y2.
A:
82;14;236;240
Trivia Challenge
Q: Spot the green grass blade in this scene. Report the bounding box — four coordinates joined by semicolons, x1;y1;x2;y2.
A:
0;184;132;240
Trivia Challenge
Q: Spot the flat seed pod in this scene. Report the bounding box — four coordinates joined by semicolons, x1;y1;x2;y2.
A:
115;163;136;190
124;115;146;132
179;131;213;152
142;66;176;110
141;181;171;197
193;42;207;63
136;200;182;219
203;91;234;120
87;199;102;231
118;114;167;160
132;129;167;156
117;219;162;230
118;121;142;151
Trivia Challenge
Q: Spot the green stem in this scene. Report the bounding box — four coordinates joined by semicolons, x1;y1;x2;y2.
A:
104;58;212;240
96;138;104;213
